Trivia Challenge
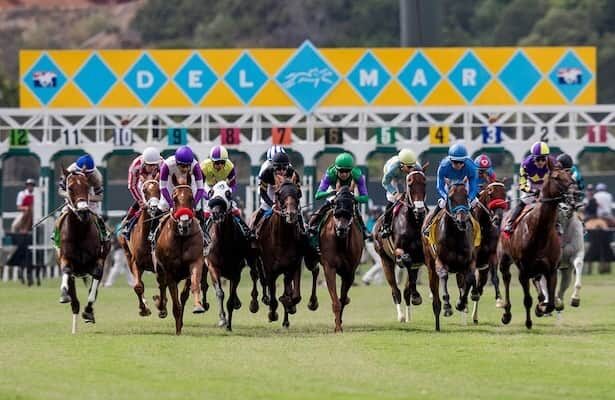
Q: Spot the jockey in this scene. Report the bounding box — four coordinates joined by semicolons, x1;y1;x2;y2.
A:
379;148;422;238
252;151;302;230
121;147;163;237
259;145;287;178
57;154;110;243
474;154;497;190
556;153;585;192
503;141;554;235
155;146;205;238
307;152;369;251
422;143;479;236
200;145;254;243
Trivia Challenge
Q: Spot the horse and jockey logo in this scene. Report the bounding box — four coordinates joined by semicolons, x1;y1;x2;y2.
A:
282;68;334;89
557;68;583;85
32;71;58;88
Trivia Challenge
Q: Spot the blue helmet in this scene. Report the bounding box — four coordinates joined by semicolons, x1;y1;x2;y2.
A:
76;154;95;172
448;144;468;162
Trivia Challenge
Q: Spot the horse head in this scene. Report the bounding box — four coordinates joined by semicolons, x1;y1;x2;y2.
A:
275;180;300;224
446;177;470;231
333;186;355;238
63;167;90;222
542;161;574;202
171;175;194;236
405;163;428;221
142;179;161;218
480;181;508;228
208;181;232;223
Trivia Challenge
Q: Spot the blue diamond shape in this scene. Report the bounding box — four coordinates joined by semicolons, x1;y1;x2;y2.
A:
398;51;441;103
174;53;217;104
498;51;541;102
74;54;116;105
23;53;67;105
448;51;491;103
224;52;268;104
275;40;340;112
549;50;592;102
347;51;391;103
124;53;167;105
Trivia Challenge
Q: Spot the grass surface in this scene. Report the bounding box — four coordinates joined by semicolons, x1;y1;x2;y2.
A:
1;269;615;400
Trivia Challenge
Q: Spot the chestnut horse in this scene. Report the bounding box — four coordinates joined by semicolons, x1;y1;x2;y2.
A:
252;180;304;328
204;181;258;331
498;163;573;329
118;177;161;317
373;167;428;323
319;186;364;332
470;180;508;324
154;175;204;335
57;169;110;334
422;179;479;331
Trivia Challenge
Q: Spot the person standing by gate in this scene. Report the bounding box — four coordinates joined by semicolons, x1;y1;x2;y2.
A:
12;178;36;233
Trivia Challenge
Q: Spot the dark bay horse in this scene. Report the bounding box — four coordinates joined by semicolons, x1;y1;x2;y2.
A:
154;175;204;335
57;169;110;334
252;180;304;328
204;181;257;331
421;178;479;331
118;178;160;317
470;180;508;324
498;163;573;329
373;168;428;323
319;186;364;333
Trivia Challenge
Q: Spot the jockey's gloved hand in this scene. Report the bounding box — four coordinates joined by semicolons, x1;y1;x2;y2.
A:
533;189;541;197
437;198;446;208
470;198;479;207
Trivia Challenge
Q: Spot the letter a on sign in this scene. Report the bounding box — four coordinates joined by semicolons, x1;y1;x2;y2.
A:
272;127;292;145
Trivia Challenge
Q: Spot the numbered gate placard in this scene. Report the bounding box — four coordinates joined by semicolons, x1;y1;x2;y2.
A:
113;127;133;146
587;125;607;143
272;127;292;145
481;125;502;144
429;125;450;145
536;125;556;142
9;128;29;148
167;127;187;146
376;127;397;145
324;127;343;145
220;127;241;145
61;128;80;145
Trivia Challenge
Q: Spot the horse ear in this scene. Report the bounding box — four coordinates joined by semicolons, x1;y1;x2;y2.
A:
171;174;178;187
421;161;429;172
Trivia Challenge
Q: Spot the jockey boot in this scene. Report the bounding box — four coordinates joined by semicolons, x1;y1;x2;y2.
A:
504;202;525;234
355;206;369;240
235;216;257;243
95;215;111;243
252;207;265;229
202;217;213;256
148;213;161;243
422;203;442;238
380;201;395;238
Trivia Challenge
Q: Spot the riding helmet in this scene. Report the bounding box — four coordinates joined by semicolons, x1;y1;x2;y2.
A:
398;148;417;165
335;153;355;170
556;153;573;169
210;145;229;162
266;145;286;161
76;154;95;172
175;146;194;165
530;141;550;157
142;147;161;165
272;152;290;168
474;154;492;170
448;143;468;162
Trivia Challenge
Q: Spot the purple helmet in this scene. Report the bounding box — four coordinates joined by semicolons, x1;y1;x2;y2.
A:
175;146;194;165
530;141;550;157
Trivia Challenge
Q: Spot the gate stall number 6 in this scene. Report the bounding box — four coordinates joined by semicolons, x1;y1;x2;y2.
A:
114;127;133;146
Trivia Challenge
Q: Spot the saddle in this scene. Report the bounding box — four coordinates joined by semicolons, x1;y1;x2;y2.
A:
427;209;481;248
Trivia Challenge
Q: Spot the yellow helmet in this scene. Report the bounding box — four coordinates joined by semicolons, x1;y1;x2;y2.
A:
398;149;417;165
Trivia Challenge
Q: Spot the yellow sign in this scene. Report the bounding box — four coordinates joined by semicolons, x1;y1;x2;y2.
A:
429;125;450;145
19;42;596;109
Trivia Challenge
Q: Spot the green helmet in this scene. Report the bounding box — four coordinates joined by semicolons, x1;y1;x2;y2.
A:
334;153;355;170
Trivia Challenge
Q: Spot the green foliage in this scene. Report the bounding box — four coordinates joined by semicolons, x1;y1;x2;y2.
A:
0;69;18;107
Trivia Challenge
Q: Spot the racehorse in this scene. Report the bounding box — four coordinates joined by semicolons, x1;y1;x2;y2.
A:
153;174;205;335
118;177;161;317
373;167;428;323
319;186;364;333
470;180;508;324
57;168;110;334
498;162;573;329
204;181;258;331
422;178;479;331
252;179;304;328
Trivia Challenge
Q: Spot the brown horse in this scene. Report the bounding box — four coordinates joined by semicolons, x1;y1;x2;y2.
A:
118;177;161;317
373;168;428;323
204;181;258;331
470;181;508;324
498;164;573;329
252;180;304;328
57;169;110;334
319;186;364;333
153;174;204;335
422;179;479;331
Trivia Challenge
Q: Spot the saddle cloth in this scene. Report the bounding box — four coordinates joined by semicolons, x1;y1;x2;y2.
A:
427;210;481;248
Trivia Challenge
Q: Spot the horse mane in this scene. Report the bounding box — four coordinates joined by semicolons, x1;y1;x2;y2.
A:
277;180;299;201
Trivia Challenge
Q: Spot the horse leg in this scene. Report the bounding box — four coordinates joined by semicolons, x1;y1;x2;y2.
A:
571;252;584;307
307;265;320;311
59;262;72;303
209;267;227;328
489;254;503;307
168;282;183;335
408;268;422;305
440;271;453;317
132;262;150;317
82;261;103;324
258;258;270;306
280;272;295;317
189;260;205;314
426;258;441;331
382;256;403;322
201;268;210;312
519;272;533;330
532;276;546;306
542;270;557;316
472;268;489;324
402;269;412;323
180;279;191;309
226;277;240;332
68;276;79;334
323;263;342;333
291;265;302;308
338;272;354;331
249;263;260;313
499;253;513;325
556;264;571;312
267;275;279;322
455;271;468;313
153;270;168;319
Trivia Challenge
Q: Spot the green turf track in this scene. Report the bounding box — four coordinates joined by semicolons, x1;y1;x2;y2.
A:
1;269;615;400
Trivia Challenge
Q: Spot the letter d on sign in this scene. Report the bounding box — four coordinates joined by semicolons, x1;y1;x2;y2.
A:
137;71;154;89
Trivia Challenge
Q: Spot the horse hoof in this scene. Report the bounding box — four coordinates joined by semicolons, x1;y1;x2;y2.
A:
262;296;270;306
571;298;580;308
307;298;319;311
554;303;564;312
249;300;259;314
501;313;511;325
526;320;533;329
279;295;293;308
203;302;210;312
334;326;343;333
268;311;278;322
287;304;297;315
139;308;152;317
535;305;544;318
470;293;480;302
411;293;422;306
218;319;227;328
444;309;453;317
82;311;95;324
398;315;406;323
341;297;350;306
233;299;242;310
473;318;479;325
59;288;71;304
159;310;168;319
495;298;505;308
455;301;466;312
192;305;206;314
226;325;232;332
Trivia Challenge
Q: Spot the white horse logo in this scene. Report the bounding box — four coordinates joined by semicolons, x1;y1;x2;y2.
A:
557;68;582;85
33;71;57;88
282;68;334;89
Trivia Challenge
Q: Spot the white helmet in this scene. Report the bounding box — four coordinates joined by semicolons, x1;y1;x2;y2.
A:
142;147;160;165
266;145;286;161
